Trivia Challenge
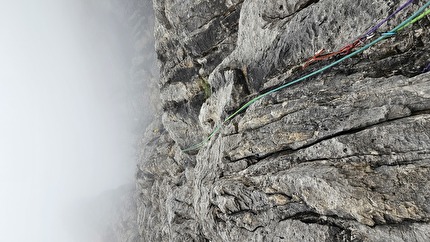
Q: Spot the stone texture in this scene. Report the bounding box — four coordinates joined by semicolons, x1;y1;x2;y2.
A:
135;0;430;241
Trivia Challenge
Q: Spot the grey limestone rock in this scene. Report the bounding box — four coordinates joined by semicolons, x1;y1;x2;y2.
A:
135;0;430;241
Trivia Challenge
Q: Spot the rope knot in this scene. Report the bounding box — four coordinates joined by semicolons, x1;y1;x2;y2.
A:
382;31;396;37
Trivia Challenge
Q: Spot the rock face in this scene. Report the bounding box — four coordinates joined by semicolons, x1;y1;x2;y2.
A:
136;0;430;241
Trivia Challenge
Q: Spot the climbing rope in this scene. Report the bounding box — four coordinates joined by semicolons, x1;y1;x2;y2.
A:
362;0;415;38
183;1;430;152
302;0;415;69
398;7;430;30
424;63;430;73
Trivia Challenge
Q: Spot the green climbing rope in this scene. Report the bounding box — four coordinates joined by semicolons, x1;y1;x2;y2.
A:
398;7;430;31
183;1;430;152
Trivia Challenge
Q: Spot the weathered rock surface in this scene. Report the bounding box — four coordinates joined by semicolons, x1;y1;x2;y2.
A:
136;0;430;241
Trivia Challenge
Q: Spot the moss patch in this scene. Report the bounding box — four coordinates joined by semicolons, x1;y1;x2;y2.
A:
198;76;212;100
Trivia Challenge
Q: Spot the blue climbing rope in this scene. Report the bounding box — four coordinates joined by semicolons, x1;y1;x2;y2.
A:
183;1;430;152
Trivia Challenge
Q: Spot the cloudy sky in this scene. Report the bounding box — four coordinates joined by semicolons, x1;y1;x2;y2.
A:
0;0;147;241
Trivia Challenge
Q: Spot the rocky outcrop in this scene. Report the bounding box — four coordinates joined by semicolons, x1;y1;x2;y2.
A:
136;0;430;241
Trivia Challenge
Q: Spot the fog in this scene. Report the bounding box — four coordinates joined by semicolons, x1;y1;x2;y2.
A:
0;0;153;241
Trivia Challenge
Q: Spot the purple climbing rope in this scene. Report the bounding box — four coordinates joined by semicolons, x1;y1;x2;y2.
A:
303;0;416;69
423;63;430;73
361;0;415;40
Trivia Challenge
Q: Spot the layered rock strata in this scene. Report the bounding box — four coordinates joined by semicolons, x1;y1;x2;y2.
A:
136;0;430;241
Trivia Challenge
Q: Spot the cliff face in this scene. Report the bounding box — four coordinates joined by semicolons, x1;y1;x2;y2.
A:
136;0;430;241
